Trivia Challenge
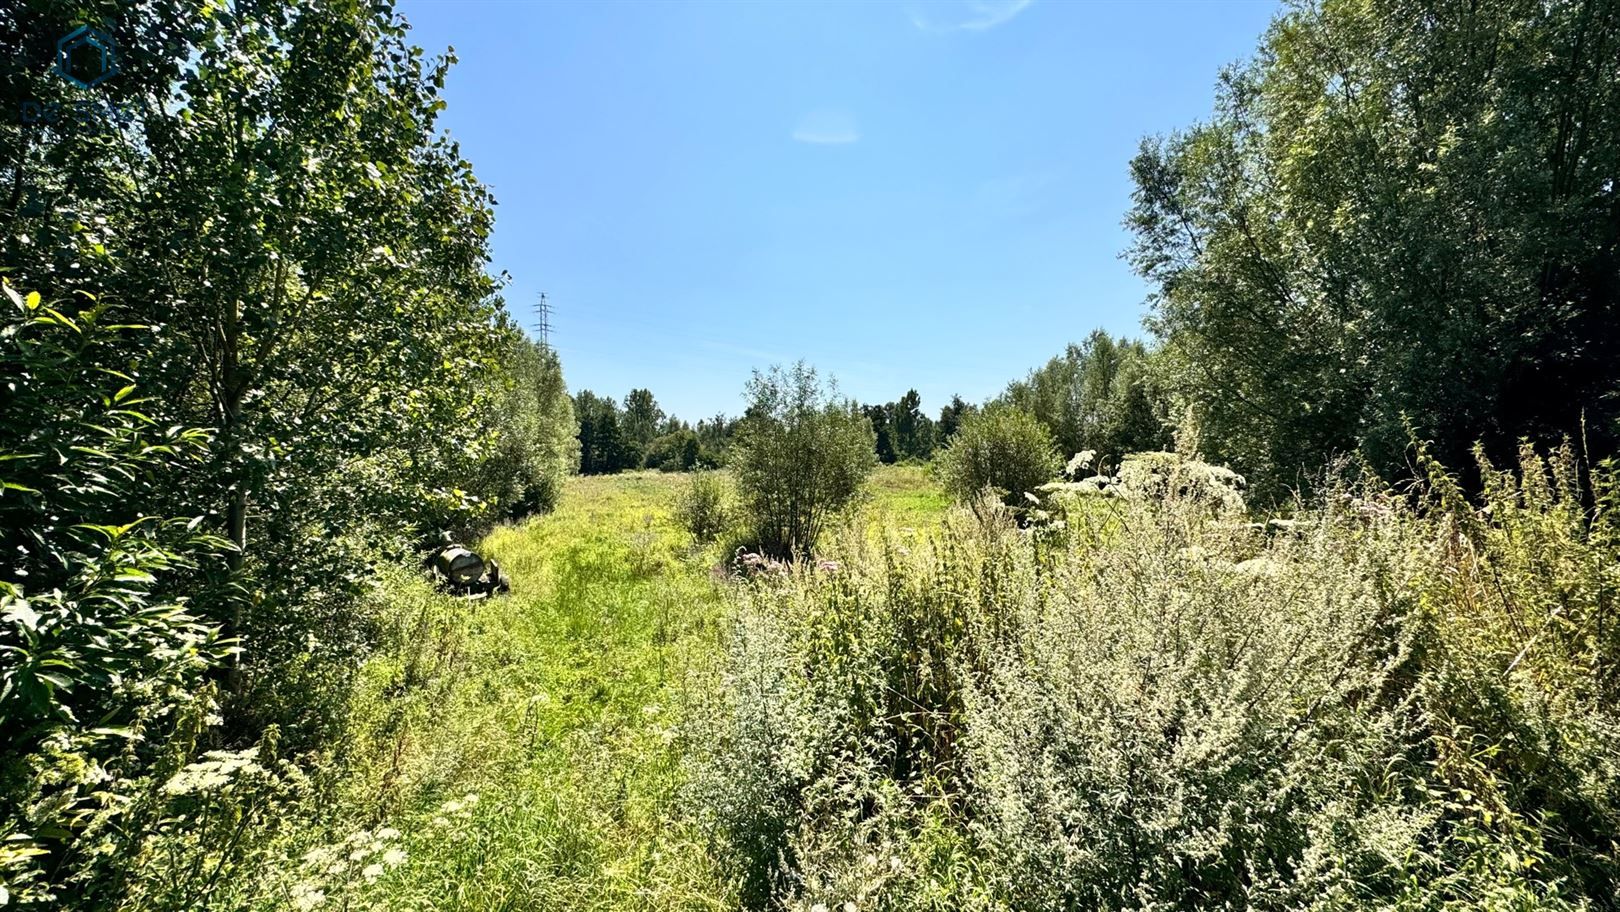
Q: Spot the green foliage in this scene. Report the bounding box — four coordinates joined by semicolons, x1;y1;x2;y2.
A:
464;334;579;524
864;389;936;464
644;428;701;472
621;388;666;452
575;390;635;474
1129;0;1620;501
1001;329;1171;467
2;0;533;745
934;395;973;448
695;413;739;467
695;446;1620;910
0;282;236;907
731;363;877;558
934;405;1061;509
676;471;732;543
577;391;722;474
1;1;572;903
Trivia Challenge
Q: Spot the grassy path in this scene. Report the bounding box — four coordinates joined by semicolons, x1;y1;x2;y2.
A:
343;472;733;910
315;466;946;911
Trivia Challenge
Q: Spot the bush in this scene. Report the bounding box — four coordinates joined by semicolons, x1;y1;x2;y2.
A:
0;283;239;907
691;444;1620;910
730;364;876;558
934;406;1061;509
677;471;732;543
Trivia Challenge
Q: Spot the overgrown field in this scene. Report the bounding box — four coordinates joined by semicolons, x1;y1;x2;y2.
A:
682;449;1620;911
273;471;741;910
210;466;949;911
274;452;1620;912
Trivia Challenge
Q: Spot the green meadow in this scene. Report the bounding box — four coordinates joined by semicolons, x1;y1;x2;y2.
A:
284;467;948;910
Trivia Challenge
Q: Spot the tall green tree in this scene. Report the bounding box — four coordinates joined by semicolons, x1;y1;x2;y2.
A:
936;395;973;447
863;403;897;463
1002;330;1170;466
891;388;933;460
5;1;520;719
2;2;556;899
575;390;629;475
622;388;664;447
472;335;579;519
1130;0;1620;499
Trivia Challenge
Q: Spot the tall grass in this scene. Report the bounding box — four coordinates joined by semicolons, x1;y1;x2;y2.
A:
690;446;1620;910
92;472;738;911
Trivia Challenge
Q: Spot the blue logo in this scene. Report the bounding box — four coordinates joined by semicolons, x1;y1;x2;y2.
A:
55;26;119;89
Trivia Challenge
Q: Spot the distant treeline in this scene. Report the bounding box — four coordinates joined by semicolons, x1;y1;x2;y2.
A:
577;327;1170;479
572;386;974;475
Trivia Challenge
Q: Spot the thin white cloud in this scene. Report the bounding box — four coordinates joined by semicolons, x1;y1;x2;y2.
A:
909;0;1033;33
792;109;860;145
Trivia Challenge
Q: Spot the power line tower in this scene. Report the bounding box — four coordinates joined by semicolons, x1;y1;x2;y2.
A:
535;293;553;352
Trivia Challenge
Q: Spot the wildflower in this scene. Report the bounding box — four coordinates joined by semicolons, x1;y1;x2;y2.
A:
289;885;326;911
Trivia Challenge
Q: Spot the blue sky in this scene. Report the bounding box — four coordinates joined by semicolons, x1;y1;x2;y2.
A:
398;0;1281;422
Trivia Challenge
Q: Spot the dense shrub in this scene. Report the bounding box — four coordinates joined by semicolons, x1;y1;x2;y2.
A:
0;283;237;907
692;445;1620;911
730;364;876;558
934;406;1061;509
677;472;733;544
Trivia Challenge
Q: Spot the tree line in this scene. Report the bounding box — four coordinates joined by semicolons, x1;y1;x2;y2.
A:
574;384;977;475
581;327;1168;482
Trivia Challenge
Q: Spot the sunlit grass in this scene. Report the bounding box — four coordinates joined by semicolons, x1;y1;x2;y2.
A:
308;466;948;910
325;470;731;910
859;462;951;531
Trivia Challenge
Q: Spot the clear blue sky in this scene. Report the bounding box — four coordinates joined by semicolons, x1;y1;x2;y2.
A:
398;0;1280;422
